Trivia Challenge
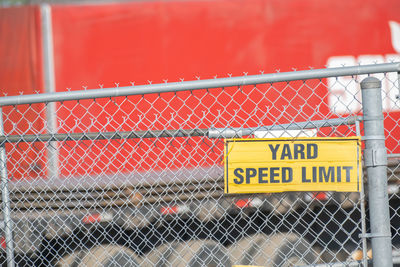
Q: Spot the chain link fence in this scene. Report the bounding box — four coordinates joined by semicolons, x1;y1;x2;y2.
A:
0;63;399;266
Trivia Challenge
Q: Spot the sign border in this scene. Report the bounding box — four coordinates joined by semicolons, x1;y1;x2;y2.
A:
224;137;362;194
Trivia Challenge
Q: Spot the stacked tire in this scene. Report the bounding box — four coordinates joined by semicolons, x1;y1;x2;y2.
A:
56;245;141;267
141;239;231;267
229;233;318;267
56;233;317;266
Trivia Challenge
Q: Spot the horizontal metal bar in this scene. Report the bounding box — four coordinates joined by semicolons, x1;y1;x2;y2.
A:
361;135;386;140
0;117;358;143
0;63;398;106
359;233;392;239
208;116;359;138
0;128;208;144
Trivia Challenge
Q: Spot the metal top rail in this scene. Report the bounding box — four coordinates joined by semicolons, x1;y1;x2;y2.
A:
0;63;399;107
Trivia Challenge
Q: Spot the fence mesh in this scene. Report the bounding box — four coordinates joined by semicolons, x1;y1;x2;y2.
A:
0;66;399;266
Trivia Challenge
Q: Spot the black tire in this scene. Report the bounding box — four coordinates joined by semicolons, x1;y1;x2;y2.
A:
55;245;141;267
272;233;318;267
229;233;318;267
142;239;231;267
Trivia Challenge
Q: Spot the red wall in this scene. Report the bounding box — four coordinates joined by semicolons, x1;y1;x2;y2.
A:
50;0;400;178
0;6;43;94
0;6;46;180
51;0;400;89
1;1;400;180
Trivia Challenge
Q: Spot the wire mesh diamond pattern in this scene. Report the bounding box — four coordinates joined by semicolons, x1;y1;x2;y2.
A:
0;64;399;266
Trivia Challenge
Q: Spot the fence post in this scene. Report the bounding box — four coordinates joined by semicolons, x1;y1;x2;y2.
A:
361;77;393;266
0;108;15;267
41;4;59;180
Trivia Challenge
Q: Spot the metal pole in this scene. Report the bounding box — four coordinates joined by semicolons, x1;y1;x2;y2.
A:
0;108;15;267
208;116;359;138
361;77;393;266
41;4;59;179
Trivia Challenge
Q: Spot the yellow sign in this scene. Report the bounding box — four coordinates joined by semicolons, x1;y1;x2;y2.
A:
224;137;362;194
